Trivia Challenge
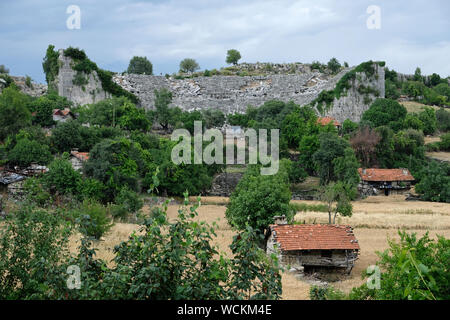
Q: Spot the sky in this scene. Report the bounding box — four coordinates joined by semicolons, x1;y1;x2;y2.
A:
1;0;449;83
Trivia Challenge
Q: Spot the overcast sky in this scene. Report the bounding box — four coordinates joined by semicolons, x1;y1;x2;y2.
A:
1;0;449;83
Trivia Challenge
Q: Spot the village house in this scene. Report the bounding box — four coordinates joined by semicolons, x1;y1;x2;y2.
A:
0;171;26;198
53;108;75;122
316;117;341;130
358;168;415;196
70;149;89;171
266;217;360;274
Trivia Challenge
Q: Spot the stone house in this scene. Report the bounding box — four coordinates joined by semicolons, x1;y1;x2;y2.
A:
70;150;89;171
53;108;75;122
266;219;360;274
0;171;26;198
358;168;415;196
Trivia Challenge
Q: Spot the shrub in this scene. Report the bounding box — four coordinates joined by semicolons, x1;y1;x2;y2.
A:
114;187;143;218
8;138;53;167
76;200;112;239
43;158;82;195
350;231;450;300
0;207;71;299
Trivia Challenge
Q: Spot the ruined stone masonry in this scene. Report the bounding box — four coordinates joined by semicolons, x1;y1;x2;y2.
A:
28;49;386;123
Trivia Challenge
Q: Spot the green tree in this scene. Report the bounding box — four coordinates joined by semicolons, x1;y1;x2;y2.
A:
50;120;101;153
43;157;82;195
413;67;423;82
179;58;200;73
403;113;424;131
225;162;292;240
127;56;153;75
154;88;173;130
118;99;151;131
0;65;9;74
320;182;353;224
361;98;407;131
418;107;437;135
333;147;360;194
8;138;53;167
226;49;241;65
0;87;32;141
342;119;359;135
327;57;341;74
83;138;147;201
30;96;56;127
415;161;450;203
42;45;59;89
313;132;349;185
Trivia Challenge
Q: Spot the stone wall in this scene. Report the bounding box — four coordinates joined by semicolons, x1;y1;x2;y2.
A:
326;64;385;122
112;63;384;122
0;76;47;97
52;49;385;122
112;68;354;118
55;49;111;105
206;172;243;197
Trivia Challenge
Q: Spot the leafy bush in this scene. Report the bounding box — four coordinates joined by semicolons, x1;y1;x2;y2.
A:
350;231;450;300
75;200;112;239
8;138;53;167
436;108;450;132
43;157;82;195
0;87;32;140
310;285;346;300
0;207;71;299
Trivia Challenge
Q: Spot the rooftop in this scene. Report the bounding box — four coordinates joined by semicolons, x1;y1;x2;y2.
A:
358;168;415;182
71;150;90;161
317;117;340;127
269;224;360;251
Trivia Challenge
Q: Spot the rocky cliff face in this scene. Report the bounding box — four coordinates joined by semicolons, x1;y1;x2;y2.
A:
326;63;385;122
55;49;111;105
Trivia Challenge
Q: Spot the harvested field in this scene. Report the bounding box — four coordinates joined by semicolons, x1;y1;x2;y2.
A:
426;151;450;162
400;101;440;113
72;194;450;299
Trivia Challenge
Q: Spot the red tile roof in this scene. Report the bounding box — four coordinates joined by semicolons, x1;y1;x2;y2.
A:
269;224;360;251
358;168;414;182
53;108;72;117
70;151;89;161
317;117;340;127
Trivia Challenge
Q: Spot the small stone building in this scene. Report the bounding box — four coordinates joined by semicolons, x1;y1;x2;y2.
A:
358;168;415;196
70;150;89;171
0;172;26;198
266;222;360;274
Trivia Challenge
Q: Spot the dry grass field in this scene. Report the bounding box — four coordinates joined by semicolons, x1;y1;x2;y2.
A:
426;151;450;162
69;194;450;300
400;101;440;113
